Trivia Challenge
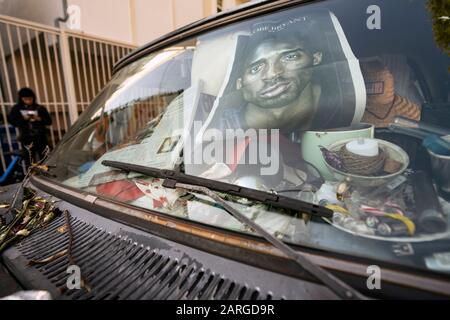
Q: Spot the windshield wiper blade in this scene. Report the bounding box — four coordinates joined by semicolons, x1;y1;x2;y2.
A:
102;160;333;219
174;182;368;300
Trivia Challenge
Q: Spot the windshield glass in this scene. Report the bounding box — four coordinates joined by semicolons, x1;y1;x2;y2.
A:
47;0;450;276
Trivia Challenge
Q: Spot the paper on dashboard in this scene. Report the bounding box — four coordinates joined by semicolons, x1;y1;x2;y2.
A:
64;84;202;189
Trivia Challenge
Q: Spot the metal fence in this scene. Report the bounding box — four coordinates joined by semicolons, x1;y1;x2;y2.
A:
0;14;136;172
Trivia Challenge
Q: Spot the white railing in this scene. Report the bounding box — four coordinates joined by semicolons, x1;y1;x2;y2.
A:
0;14;136;172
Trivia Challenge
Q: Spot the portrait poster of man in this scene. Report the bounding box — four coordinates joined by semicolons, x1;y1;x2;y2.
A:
184;11;365;185
201;10;366;135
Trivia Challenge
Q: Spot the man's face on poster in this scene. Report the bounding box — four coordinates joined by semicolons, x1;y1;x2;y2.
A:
238;36;322;110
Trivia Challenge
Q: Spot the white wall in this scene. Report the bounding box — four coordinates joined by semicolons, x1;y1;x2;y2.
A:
173;0;204;30
133;0;173;45
65;0;209;45
67;0;133;43
133;0;206;46
0;0;64;26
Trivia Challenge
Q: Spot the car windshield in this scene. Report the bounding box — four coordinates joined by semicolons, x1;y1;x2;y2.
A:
47;0;450;276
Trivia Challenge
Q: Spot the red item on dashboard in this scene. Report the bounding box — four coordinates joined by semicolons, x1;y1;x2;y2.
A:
228;136;251;172
96;180;144;202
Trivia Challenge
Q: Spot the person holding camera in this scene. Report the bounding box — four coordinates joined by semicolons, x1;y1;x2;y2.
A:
8;87;52;164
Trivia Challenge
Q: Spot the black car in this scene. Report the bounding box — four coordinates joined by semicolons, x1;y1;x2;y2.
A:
1;0;450;300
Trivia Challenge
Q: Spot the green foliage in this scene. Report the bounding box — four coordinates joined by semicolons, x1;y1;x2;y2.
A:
428;0;450;57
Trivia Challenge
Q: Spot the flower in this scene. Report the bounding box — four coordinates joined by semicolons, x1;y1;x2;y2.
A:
16;229;30;237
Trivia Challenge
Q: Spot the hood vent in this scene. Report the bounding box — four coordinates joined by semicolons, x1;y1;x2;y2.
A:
14;215;276;300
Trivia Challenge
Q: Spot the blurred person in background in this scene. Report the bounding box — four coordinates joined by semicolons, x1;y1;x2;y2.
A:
8;88;52;165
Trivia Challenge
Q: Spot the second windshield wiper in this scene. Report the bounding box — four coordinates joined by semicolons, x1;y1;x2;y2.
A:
102;160;333;219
